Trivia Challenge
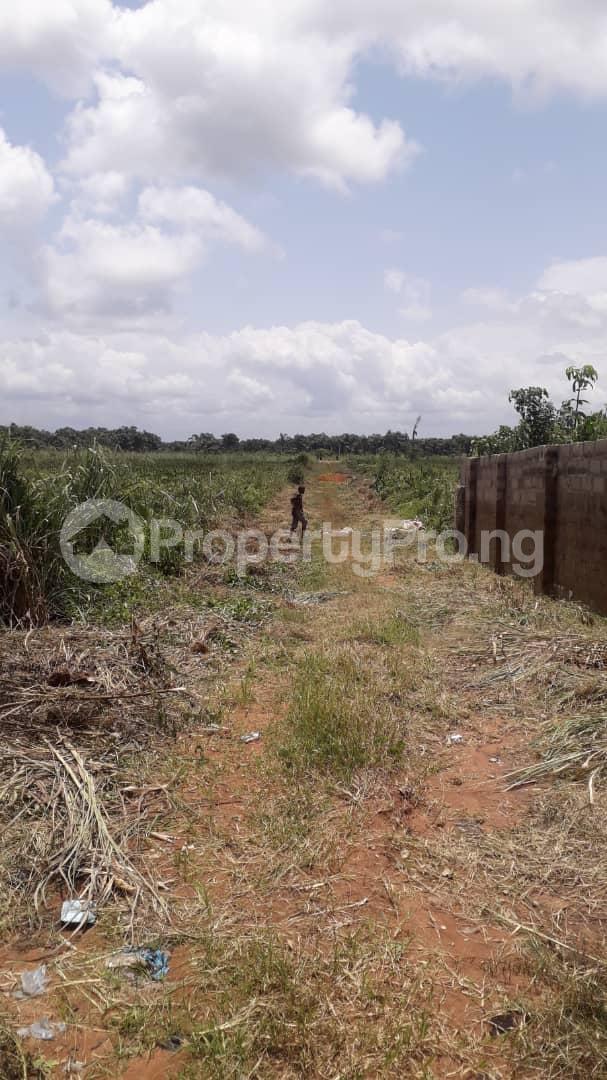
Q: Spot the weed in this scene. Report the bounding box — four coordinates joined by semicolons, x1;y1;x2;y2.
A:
277;649;405;779
350;609;420;647
508;948;607;1077
0;1024;48;1079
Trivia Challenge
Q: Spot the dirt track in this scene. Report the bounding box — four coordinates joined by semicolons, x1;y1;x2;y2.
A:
6;462;607;1077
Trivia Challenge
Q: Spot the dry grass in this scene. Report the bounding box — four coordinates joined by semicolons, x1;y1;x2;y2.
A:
4;465;607;1078
0;597;268;932
0;1022;47;1079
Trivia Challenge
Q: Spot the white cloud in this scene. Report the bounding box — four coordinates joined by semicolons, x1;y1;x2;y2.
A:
71;171;130;216
6;2;607;104
138;186;269;252
0;128;56;233
61;58;413;192
539;256;607;299
3;1;607;205
35;183;270;322
5;250;607;436
0;0;116;96
37;215;202;321
0;320;462;432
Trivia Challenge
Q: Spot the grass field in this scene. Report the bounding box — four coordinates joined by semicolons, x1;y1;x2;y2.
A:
351;453;460;531
0;444;292;625
1;451;606;1078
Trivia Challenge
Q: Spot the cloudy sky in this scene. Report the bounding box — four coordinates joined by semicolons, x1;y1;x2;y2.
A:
2;1;607;438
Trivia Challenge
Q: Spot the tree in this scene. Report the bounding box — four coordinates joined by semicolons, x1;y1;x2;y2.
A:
508;387;556;448
221;433;240;451
564;364;598;431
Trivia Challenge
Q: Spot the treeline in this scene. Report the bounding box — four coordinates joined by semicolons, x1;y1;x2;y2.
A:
0;423;472;457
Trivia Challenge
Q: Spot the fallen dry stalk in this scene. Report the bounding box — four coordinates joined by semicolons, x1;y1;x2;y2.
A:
0;738;164;915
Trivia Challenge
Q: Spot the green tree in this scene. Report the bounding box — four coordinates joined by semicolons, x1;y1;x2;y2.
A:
564;364;598;431
509;386;556;447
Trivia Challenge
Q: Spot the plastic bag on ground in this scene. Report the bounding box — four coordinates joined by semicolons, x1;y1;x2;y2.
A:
18;965;48;998
17;1018;66;1040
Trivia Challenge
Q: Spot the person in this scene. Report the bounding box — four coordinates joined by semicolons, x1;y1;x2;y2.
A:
290;484;307;536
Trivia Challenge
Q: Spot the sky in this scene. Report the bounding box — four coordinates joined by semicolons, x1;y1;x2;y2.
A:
2;2;607;439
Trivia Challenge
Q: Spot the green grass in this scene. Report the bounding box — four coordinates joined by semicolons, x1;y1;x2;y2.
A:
351;453;460;532
350;609;420;647
0;443;293;626
277;649;405;779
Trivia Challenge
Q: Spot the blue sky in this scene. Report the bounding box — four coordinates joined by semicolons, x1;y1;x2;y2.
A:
2;1;607;438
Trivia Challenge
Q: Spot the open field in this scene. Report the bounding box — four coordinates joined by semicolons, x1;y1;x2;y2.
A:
1;453;606;1078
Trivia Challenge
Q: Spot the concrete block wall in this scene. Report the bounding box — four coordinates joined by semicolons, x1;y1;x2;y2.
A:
458;439;607;615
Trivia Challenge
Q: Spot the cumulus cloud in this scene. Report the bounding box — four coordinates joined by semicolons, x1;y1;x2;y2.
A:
37;216;202;321
36;185;270;322
538;257;607;314
61;62;412;191
0;128;56;234
0;0;116;96
8;250;607;438
138;186;269;252
71;171;130;216
0;320;464;433
5;3;607;438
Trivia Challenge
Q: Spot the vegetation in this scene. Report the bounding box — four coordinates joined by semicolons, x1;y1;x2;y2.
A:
354;453;459;531
474;363;607;454
277;649;405;779
2;421;472;457
0;443;291;626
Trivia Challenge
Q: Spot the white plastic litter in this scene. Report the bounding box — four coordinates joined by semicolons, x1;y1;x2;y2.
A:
389;519;424;538
447;733;464;745
60;899;96;928
240;732;261;743
17;1018;66;1041
18;965;48;998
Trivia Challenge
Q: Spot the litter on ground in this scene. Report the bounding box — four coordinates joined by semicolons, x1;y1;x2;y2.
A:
16;965;48;998
106;947;169;981
60;899;96;928
17;1018;66;1041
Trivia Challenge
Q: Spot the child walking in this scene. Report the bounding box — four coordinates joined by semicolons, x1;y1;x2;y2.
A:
290;485;307;536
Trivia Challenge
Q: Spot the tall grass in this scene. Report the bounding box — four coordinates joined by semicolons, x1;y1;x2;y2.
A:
0;444;291;627
351;453;460;531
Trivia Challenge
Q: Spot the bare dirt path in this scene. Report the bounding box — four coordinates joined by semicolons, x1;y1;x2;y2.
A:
6;461;607;1078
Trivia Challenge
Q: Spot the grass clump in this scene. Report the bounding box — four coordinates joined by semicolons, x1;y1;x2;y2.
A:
350;609;420;647
0;1023;48;1078
508;949;607;1078
277;649;405;779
